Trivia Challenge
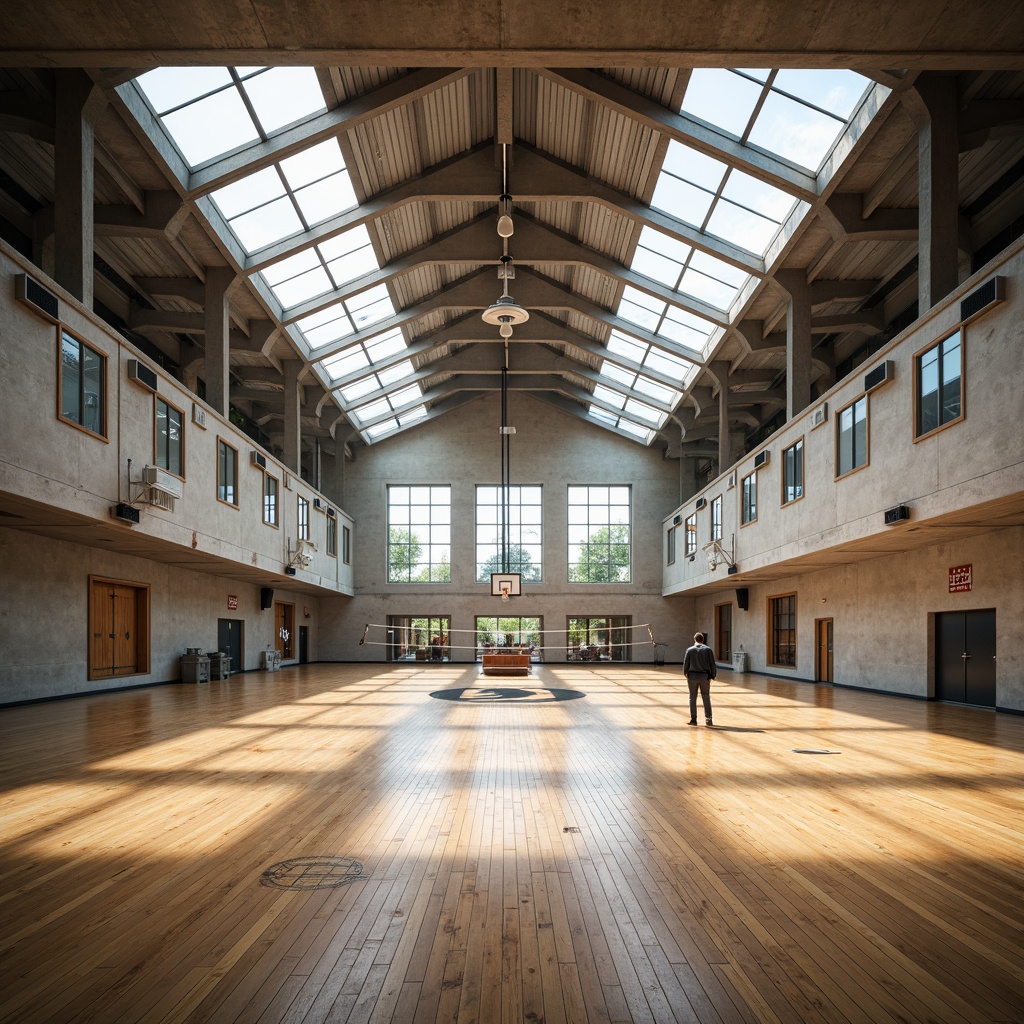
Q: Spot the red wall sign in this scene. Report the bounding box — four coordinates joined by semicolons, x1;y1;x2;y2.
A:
227;594;239;610
948;564;972;593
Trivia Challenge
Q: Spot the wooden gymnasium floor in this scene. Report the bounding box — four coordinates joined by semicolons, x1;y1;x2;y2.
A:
1;663;1022;1024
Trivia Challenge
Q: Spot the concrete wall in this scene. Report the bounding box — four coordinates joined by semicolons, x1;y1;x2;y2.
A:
0;241;351;703
0;242;355;596
690;524;1024;711
663;239;1024;712
665;240;1024;596
0;528;322;704
319;391;695;663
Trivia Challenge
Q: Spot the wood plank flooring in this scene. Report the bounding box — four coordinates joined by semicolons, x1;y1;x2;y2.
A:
0;663;1022;1023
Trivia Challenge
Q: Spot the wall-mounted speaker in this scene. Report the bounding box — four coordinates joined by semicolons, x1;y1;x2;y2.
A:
260;587;274;610
736;587;749;611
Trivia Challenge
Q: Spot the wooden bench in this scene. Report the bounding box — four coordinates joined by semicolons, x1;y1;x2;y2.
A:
481;653;532;676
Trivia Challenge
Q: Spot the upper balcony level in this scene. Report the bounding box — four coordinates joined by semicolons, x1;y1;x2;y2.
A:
663;239;1024;597
0;241;355;598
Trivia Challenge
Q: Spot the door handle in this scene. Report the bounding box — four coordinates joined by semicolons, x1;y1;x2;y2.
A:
961;652;970;659
109;633;116;639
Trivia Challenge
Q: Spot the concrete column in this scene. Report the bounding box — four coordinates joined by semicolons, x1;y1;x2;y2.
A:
680;456;701;503
203;267;235;415
321;446;347;507
282;359;303;475
915;75;960;311
711;359;731;474
53;71;100;306
775;269;813;420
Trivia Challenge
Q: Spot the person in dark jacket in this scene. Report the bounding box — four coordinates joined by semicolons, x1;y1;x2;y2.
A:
683;632;717;726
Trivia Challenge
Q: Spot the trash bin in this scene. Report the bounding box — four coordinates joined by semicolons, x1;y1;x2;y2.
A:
261;650;281;671
207;651;231;679
733;650;749;673
180;651;210;683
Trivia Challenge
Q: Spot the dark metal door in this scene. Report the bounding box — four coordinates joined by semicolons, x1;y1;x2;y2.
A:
299;626;309;664
217;618;243;675
964;609;996;707
936;610;996;706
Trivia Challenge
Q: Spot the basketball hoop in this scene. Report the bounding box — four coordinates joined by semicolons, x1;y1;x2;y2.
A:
500;584;510;603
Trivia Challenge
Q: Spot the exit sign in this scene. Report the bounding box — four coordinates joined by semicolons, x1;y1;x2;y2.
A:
948;565;972;593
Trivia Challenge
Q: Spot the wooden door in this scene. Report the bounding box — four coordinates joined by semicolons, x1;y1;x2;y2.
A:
275;603;295;660
815;618;833;683
89;579;141;679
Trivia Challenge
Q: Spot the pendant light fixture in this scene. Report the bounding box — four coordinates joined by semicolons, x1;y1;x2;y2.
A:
482;144;529;341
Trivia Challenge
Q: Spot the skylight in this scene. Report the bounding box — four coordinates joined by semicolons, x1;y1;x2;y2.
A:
630;226;750;312
681;68;871;174
135;66;327;169
293;284;396;351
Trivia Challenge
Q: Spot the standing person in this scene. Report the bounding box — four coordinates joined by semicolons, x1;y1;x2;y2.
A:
683;632;717;726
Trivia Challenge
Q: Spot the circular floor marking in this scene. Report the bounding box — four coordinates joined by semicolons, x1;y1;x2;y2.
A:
430;686;585;703
260;856;365;890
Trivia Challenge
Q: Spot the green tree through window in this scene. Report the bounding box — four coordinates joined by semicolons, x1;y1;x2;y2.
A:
476;543;540;583
568;523;631;582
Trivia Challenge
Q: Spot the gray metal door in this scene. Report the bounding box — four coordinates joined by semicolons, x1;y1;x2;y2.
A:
217;619;243;675
936;610;996;707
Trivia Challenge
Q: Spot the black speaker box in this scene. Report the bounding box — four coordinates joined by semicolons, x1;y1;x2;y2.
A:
260;587;274;610
736;587;749;611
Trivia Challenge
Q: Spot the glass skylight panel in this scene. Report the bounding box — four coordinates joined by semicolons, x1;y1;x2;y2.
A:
601;364;635;388
239;67;325;134
348;285;395;329
322;226;378;285
384;384;418;409
618;286;663;331
339;377;378;403
229;196;304;251
747;90;847;172
772;69;868;120
292;175;356;225
366;418;398;439
399;406;428;426
593;384;627;410
721;171;796;222
624;398;664;425
606;332;646;364
681;69;762;136
704;198;781;255
351;398;390;424
267;265;333;307
136;66;327;171
280;140;345;188
135;67;233;112
589;407;617;426
162;89;259;166
321;347;367;380
213;167;287;219
662;142;728;191
659;306;713;347
644;348;689;379
650;176;716;227
688;248;749;289
296;307;353;349
679;266;739;308
365;329;406;362
617;419;654;442
633;376;680;404
377;360;413;386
